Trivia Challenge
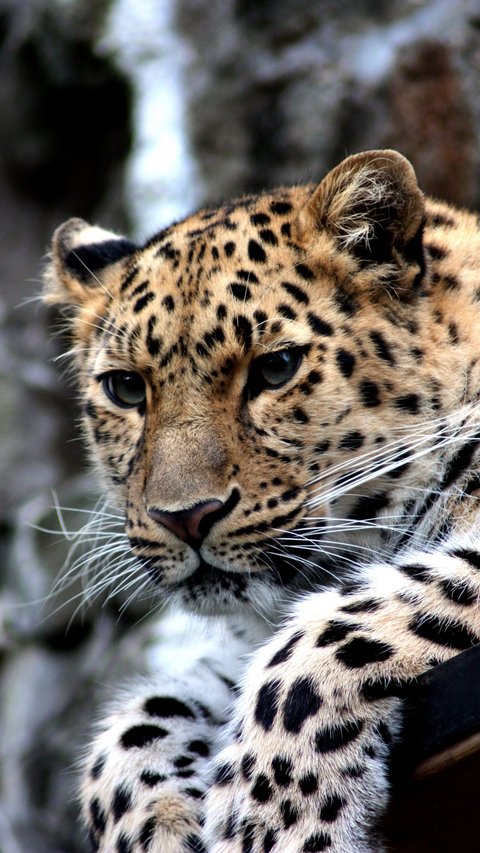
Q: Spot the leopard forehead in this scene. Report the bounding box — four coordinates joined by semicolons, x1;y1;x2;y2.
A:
117;204;312;353
98;189;329;363
86;190;391;392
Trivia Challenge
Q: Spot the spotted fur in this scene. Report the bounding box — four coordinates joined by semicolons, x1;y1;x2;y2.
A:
43;150;480;852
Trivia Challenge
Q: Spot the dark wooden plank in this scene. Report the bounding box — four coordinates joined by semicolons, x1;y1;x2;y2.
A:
384;745;480;852
383;643;480;851
400;643;480;765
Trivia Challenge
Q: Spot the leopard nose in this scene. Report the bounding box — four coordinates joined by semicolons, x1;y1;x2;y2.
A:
147;499;225;546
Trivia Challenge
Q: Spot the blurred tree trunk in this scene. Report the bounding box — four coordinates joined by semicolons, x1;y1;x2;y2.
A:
177;0;480;210
0;2;135;850
2;0;480;851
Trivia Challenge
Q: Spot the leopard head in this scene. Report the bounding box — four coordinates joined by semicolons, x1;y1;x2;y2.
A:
44;150;443;617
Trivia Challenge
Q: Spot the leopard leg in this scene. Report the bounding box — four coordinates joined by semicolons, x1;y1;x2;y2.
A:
204;541;480;853
82;616;257;853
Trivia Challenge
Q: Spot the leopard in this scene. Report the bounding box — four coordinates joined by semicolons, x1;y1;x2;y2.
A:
43;149;480;853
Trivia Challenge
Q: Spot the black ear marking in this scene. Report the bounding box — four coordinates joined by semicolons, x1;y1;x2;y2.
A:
64;239;137;282
44;217;137;306
404;218;427;289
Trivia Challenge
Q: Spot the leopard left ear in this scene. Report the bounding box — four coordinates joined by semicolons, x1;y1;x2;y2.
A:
43;217;136;308
296;149;425;278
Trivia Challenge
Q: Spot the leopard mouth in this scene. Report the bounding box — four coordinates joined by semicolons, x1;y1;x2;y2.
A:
133;508;329;605
189;550;304;584
173;545;329;616
136;536;332;617
173;543;318;596
139;520;325;595
186;557;241;583
141;554;247;591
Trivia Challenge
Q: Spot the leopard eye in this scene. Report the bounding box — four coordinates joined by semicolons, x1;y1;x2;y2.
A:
102;371;146;409
248;347;304;396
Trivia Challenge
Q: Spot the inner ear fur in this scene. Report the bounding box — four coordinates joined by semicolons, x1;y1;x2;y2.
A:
43;217;136;307
296;149;425;273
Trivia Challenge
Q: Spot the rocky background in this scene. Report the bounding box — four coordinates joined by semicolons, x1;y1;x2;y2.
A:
1;0;480;849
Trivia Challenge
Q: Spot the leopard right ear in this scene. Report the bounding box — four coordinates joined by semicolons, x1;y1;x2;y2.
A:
43;217;136;307
295;150;425;275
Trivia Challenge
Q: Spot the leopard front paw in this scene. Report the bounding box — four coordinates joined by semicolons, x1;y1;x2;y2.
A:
82;706;212;851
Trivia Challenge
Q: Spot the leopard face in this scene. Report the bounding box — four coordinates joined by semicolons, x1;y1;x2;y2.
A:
44;150;480;615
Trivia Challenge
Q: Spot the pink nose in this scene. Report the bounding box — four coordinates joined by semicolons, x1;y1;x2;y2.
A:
147;499;225;545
